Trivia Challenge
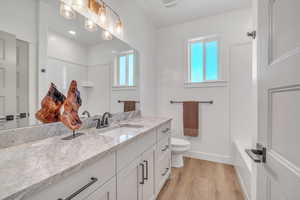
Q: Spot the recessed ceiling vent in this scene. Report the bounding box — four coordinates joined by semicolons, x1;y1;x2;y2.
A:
162;0;178;8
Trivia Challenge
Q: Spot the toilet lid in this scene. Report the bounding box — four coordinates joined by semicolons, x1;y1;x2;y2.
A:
171;138;190;147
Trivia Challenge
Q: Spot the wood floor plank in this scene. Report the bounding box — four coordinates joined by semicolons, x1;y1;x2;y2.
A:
157;157;244;200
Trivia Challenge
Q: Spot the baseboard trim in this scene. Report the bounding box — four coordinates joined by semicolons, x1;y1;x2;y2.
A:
234;167;250;200
184;150;232;165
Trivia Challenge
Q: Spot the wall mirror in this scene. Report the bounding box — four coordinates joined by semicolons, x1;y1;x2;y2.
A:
0;0;140;131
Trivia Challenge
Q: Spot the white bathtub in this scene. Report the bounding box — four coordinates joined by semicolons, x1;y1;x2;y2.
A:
233;140;252;200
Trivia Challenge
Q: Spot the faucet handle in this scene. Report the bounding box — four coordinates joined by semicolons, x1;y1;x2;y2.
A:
93;118;102;129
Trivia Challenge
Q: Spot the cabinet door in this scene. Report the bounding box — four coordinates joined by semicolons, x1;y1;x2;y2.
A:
117;157;143;200
142;146;156;200
86;177;116;200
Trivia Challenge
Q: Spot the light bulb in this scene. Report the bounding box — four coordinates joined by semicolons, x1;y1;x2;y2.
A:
98;5;106;24
116;20;122;34
108;23;114;34
102;30;113;40
60;2;76;20
73;0;85;9
84;18;98;32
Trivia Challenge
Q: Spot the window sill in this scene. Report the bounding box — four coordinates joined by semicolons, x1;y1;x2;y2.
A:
184;80;227;88
112;86;137;91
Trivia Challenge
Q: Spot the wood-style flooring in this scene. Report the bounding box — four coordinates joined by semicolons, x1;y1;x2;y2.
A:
157;157;244;200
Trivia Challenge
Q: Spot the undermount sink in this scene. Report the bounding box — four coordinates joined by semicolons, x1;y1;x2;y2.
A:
118;124;144;129
97;124;144;140
60;124;145;141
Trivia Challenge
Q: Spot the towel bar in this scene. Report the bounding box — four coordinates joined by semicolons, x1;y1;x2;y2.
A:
118;100;140;103
170;100;213;104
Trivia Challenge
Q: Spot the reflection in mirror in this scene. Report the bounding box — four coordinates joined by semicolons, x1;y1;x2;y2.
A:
0;0;140;131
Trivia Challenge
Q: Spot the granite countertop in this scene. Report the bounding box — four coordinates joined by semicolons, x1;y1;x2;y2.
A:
0;116;171;200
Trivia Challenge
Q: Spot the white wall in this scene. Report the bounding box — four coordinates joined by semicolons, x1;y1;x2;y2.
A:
86;65;111;115
156;9;252;163
0;0;38;121
48;31;88;66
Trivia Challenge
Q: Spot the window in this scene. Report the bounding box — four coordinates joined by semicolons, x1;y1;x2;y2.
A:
115;51;135;87
188;37;218;83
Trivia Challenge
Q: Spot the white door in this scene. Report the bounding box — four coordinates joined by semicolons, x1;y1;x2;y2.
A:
16;40;29;123
0;31;16;127
142;147;155;200
256;0;300;199
117;158;143;200
85;178;116;200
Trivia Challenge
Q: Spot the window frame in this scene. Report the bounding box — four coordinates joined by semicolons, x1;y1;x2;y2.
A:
113;50;137;89
187;35;220;84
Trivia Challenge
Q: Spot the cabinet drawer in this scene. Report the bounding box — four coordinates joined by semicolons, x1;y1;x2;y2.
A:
157;136;170;160
158;151;171;190
117;130;156;171
157;122;171;140
85;177;116;200
27;152;116;200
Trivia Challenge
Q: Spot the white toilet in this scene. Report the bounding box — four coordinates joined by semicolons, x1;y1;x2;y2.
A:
171;137;191;168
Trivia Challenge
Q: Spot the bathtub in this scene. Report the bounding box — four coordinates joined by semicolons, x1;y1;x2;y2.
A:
233;140;252;200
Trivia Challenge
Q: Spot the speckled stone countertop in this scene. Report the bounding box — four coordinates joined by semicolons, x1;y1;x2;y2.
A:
0;116;171;200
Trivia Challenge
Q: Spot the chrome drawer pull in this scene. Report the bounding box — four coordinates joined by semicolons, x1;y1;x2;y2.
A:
139;163;145;184
161;145;169;152
143;160;149;180
57;177;98;200
161;168;169;176
162;128;170;133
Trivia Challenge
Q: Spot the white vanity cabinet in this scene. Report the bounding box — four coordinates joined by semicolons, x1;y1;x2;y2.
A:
117;121;171;200
23;120;171;200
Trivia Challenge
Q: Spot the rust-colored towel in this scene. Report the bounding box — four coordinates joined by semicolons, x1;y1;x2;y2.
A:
124;101;136;112
183;101;199;137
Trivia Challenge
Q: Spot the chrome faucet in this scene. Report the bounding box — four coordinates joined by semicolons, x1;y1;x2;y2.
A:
95;112;112;129
101;112;112;127
82;110;91;118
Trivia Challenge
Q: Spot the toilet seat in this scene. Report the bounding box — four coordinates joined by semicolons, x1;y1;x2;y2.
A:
171;138;190;147
171;137;191;152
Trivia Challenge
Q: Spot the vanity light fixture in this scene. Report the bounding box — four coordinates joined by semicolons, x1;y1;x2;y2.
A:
60;0;123;38
84;18;98;32
60;1;76;20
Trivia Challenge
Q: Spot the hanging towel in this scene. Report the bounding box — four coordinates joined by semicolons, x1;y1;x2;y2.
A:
124;101;136;112
183;101;199;137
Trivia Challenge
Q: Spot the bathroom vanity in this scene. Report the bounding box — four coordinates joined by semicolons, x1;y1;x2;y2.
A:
0;117;171;200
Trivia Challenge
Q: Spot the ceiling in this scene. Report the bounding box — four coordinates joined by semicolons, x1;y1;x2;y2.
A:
136;0;251;28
